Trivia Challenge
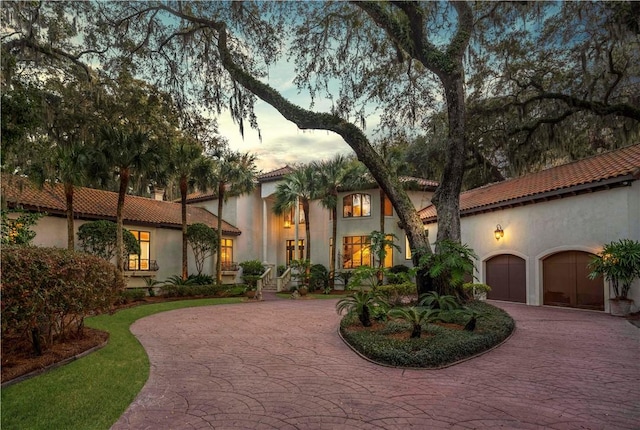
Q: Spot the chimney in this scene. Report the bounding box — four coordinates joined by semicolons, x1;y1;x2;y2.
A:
152;187;165;201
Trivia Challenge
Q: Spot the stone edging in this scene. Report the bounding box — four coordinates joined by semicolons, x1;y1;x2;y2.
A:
1;337;110;388
337;322;516;370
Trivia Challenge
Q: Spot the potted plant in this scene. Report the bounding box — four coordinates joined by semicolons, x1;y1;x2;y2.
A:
462;283;492;301
589;239;640;316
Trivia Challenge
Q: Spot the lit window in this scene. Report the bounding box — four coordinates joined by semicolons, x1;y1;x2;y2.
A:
384;235;393;268
128;230;151;270
220;238;234;270
342;236;371;269
383;194;393;217
283;203;305;226
405;235;412;260
286;239;305;265
343;194;371;218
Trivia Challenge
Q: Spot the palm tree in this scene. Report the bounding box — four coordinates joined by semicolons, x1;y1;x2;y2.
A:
273;164;320;262
210;149;258;284
99;126;163;280
313;155;359;288
168;138;212;280
336;290;388;327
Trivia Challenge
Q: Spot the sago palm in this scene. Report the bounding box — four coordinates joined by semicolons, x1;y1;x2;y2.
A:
336;290;387;327
389;307;441;338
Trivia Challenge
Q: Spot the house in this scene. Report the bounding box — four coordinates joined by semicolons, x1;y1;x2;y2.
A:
3;144;639;314
1;174;241;287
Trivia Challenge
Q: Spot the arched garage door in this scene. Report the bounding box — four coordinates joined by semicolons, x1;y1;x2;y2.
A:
485;254;526;303
543;251;604;311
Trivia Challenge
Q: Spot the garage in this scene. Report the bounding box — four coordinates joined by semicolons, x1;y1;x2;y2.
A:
543;251;604;311
485;254;527;303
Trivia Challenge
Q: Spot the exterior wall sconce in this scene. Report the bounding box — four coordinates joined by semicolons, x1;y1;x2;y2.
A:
283;220;291;229
494;224;504;241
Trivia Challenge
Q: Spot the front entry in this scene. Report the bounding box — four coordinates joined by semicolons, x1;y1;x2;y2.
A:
543;251;604;311
485;254;526;303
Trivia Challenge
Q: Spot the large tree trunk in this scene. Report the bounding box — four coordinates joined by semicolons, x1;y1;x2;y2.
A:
116;168;130;284
180;175;188;280
431;74;467;245
215;182;225;284
64;182;74;251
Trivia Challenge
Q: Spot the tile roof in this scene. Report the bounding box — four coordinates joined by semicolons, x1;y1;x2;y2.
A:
1;175;241;236
419;144;640;222
257;165;294;182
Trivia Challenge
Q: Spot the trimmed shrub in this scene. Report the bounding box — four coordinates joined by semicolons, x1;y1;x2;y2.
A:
77;220;140;261
117;288;147;303
188;273;215;285
377;282;418;305
1;246;124;355
160;283;239;298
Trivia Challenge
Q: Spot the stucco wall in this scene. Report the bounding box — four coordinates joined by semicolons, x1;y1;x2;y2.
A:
27;215;211;287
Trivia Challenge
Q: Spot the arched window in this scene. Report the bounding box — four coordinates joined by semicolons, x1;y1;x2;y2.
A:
343;193;371;217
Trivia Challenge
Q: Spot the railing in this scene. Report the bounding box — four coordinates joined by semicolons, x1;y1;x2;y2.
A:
124;259;159;271
256;266;273;298
221;262;239;272
276;267;292;292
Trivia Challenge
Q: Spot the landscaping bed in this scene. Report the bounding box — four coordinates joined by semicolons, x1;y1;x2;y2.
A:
339;301;515;368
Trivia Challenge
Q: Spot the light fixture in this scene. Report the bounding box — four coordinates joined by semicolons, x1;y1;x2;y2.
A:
283;220;291;229
494;224;504;241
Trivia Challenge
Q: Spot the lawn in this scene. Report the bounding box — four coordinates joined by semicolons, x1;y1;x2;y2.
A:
1;297;241;430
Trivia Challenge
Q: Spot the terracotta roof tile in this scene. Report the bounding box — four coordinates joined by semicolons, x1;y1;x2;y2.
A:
257;165;294;182
1;175;241;236
419;144;640;222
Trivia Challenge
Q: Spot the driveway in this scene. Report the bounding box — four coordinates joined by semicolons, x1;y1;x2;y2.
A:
112;298;640;429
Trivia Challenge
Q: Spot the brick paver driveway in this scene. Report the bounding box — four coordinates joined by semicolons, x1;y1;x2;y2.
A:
113;298;640;429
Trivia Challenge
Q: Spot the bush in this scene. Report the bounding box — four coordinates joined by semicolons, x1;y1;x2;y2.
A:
386;264;410;284
377;282;418;305
77;220;140;261
239;260;265;287
309;264;329;292
160;283;235;298
1;246;124;355
117;288;147;303
188;273;215;285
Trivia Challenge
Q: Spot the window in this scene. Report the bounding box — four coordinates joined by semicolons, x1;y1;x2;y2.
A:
383;194;393;217
220;238;234;270
405;235;412;260
342;236;371;269
343;193;371;218
383;235;393;268
283;203;305;227
286;239;305;265
128;230;151;270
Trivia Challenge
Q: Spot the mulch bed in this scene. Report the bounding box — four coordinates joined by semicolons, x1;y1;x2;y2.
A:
1;328;109;384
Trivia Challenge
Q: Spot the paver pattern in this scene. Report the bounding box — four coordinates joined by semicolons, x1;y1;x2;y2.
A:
113;297;640;429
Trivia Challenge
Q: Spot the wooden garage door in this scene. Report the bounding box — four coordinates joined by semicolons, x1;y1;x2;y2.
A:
543;251;603;310
485;254;526;303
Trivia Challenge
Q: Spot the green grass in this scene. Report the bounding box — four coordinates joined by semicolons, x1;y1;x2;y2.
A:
1;297;241;430
340;301;515;368
276;292;341;300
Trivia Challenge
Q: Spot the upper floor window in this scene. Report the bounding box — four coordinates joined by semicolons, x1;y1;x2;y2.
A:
343;193;371;218
383;194;393;217
283;203;305;227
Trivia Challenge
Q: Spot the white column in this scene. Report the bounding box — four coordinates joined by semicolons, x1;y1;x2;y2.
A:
262;199;268;263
